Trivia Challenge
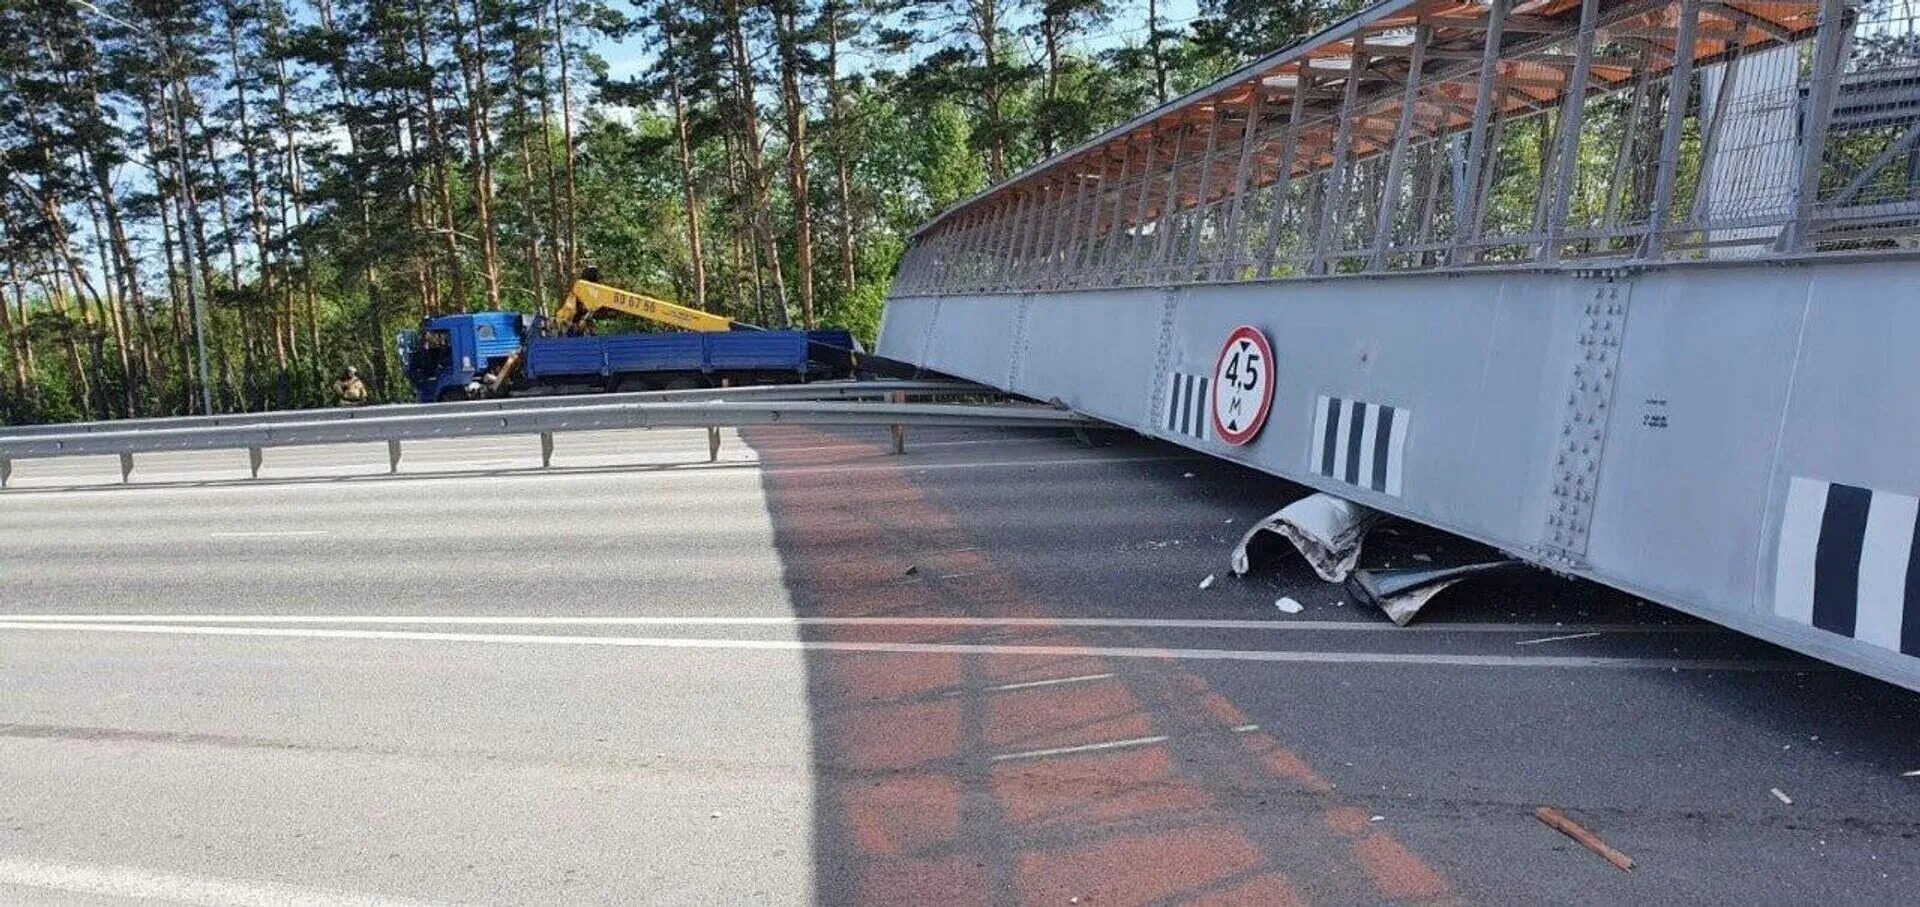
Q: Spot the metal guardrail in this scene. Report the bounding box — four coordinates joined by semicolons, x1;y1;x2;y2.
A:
0;380;990;440
0;398;1097;487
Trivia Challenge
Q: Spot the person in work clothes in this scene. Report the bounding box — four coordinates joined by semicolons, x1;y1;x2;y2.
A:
334;366;369;406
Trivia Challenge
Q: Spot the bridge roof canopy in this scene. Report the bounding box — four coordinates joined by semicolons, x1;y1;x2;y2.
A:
910;0;1825;240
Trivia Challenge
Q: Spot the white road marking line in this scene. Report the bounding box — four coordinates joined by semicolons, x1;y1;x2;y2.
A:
1514;631;1604;646
0;856;445;907
0;614;1723;634
980;672;1116;693
757;437;1056;455
990;735;1169;762
205;530;331;539
0;621;1806;671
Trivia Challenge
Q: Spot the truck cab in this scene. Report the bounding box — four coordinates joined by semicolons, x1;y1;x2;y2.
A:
398;311;532;403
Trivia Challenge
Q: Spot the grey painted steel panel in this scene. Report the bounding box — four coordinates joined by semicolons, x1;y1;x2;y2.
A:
876;255;1920;691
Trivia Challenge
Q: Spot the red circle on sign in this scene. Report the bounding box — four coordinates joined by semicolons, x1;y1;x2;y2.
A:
1211;325;1276;446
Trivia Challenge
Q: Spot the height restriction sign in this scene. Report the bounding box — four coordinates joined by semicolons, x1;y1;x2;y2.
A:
1210;326;1275;446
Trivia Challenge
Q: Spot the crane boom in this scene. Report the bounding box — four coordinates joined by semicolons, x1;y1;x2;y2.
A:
554;279;739;334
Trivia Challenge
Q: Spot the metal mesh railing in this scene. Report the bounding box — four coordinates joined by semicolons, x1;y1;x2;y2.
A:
894;0;1920;296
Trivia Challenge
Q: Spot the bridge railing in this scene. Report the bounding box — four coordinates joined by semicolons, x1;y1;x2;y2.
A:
893;0;1920;296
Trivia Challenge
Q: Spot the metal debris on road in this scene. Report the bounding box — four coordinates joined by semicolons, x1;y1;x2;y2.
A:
1534;806;1634;872
1199;574;1216;590
1231;493;1384;583
1771;788;1793;805
904;565;919;576
1275;597;1304;614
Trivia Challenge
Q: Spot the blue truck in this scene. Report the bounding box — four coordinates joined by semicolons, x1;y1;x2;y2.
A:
398;280;860;403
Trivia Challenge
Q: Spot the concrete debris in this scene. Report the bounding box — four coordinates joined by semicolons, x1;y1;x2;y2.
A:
1412;553;1432;562
1275;597;1304;614
1199;574;1216;590
1369;815;1385;822
1182;472;1195;478
1771;788;1793;805
1231;493;1384;583
1535;806;1634;872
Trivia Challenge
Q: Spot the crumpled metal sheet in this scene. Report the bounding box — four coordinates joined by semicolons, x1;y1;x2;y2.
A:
1230;493;1385;583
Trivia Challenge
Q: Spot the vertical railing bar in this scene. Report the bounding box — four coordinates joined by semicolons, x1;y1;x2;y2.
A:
1779;0;1849;252
992;192;1030;290
1099;141;1140;275
1688;51;1743;228
1451;0;1512;265
1543;0;1600;262
1370;25;1432;271
1058;169;1095;286
1258;67;1315;277
1414;143;1444;267
1184;106;1227;275
1600;67;1650;245
1312;36;1371;274
1123;137;1163;284
1148;123;1192;282
1214;89;1267;281
1072;165;1105;286
1015;181;1053;287
1642;0;1702;258
1469;116;1509;248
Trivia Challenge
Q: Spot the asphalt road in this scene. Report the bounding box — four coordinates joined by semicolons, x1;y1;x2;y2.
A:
1;425;1917;906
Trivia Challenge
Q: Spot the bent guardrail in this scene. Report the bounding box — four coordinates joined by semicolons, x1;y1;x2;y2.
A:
0;398;1097;487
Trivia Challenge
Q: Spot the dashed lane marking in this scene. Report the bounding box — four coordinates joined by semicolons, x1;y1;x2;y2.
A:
990;735;1170;762
0;856;446;907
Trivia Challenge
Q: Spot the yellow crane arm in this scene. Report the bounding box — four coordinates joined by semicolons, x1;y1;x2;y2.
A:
554;279;736;334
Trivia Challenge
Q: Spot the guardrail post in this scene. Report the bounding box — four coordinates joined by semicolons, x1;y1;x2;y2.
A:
387;439;403;474
1;457;11;489
247;446;263;479
118;453;134;484
710;378;727;461
890;391;907;455
540;431;555;468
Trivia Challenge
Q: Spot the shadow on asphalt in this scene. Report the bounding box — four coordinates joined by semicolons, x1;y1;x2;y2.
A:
745;425;1460;906
742;425;1920;906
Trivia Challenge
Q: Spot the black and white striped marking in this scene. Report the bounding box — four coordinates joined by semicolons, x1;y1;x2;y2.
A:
1164;372;1211;441
1309;395;1408;496
1774;477;1920;656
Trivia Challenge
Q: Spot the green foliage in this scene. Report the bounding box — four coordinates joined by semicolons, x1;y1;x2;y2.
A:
0;0;1274;424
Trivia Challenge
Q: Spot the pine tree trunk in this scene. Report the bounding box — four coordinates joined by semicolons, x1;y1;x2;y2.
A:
721;0;789;326
415;6;467;311
774;8;815;328
551;0;579;278
457;0;504;310
1148;0;1169;105
662;16;708;310
825;1;857;294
